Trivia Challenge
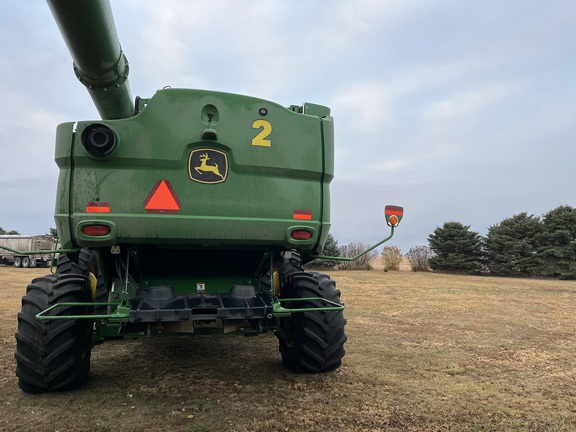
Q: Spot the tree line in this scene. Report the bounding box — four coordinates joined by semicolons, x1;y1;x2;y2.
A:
0;227;58;237
6;203;573;280
0;227;20;235
424;205;576;279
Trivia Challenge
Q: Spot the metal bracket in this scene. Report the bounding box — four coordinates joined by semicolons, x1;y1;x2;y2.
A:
271;297;344;316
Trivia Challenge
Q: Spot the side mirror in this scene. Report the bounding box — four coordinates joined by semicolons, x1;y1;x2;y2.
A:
385;205;404;227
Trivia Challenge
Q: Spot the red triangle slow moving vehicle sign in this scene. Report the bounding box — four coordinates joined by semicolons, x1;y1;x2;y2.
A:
143;180;182;214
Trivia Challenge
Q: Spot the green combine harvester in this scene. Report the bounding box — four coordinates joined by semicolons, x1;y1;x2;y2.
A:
13;0;403;393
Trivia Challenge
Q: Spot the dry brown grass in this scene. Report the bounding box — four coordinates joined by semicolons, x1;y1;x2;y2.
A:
1;265;575;431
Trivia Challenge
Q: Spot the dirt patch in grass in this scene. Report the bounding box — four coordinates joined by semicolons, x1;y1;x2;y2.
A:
1;265;575;431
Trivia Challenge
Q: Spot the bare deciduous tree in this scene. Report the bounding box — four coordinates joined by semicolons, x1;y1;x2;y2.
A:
338;242;378;270
405;245;432;272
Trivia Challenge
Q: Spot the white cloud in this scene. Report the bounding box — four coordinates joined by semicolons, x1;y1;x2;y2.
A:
332;82;395;131
331;57;493;134
324;0;432;44
367;158;411;174
423;84;511;121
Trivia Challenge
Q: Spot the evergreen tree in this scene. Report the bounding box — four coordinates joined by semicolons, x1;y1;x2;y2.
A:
305;233;341;268
538;205;576;279
427;221;484;274
485;212;543;277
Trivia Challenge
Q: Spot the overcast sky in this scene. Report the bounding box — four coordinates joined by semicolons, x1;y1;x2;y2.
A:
1;1;575;253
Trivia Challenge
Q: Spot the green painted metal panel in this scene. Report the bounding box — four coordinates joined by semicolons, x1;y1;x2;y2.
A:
55;88;333;253
54;122;75;249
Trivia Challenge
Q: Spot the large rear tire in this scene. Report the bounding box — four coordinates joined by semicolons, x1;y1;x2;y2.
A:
277;271;347;373
58;248;107;313
14;273;93;393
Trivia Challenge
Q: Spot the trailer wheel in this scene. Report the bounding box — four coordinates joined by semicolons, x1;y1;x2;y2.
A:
277;271;347;373
14;273;93;393
22;257;31;268
14;257;22;268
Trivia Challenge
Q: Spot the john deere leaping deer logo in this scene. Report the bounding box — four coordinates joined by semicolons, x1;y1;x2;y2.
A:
188;149;228;184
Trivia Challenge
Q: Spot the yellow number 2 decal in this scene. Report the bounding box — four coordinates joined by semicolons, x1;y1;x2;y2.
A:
251;119;272;147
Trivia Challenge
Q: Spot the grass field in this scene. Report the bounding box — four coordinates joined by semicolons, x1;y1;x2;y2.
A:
0;265;575;431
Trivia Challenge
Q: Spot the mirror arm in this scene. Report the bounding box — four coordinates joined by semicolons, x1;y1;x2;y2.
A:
312;226;396;262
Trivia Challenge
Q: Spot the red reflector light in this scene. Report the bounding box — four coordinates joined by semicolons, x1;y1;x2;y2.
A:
86;202;111;213
290;230;313;240
82;225;111;236
293;210;312;220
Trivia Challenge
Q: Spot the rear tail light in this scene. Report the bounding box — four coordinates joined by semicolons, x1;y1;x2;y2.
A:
290;230;313;241
81;225;111;236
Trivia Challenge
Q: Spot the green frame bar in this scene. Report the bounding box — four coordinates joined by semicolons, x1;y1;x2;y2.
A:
35;297;344;321
272;297;344;315
35;302;129;321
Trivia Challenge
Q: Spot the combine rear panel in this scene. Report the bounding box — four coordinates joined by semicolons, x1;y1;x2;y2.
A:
55;89;334;254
